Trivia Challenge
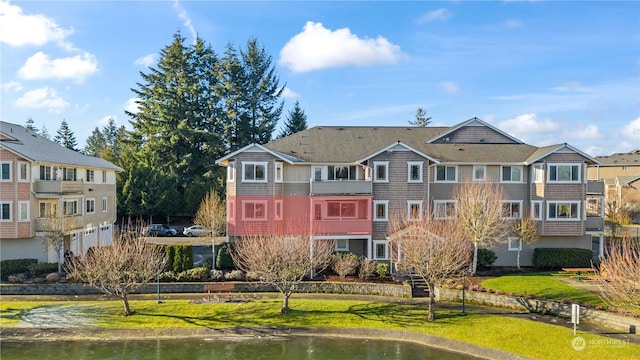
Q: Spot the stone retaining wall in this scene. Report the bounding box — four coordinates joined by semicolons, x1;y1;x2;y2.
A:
0;281;411;298
435;287;639;335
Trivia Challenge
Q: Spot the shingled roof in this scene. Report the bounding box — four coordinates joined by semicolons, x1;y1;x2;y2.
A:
0;121;122;171
595;149;640;166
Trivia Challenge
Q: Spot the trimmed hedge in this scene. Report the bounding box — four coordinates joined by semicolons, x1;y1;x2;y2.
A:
477;248;497;270
533;248;593;269
0;259;38;278
216;243;236;270
163;244;193;273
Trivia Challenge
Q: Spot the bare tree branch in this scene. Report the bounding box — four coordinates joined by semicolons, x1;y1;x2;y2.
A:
595;236;640;310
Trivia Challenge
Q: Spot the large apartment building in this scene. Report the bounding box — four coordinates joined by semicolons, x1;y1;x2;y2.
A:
0;121;122;262
216;118;605;267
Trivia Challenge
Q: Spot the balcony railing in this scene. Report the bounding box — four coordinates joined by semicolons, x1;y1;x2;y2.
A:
585;217;604;232
587;180;604;194
309;179;372;195
34;180;84;194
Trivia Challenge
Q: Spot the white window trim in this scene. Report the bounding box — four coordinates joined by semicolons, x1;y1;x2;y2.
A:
373;240;388;260
18;201;29;222
547;201;581;221
241;200;268;220
274;161;283;183
0;161;12;181
407;161;423;183
86;169;95;182
275;199;283;220
532;163;544;183
228;200;235;221
531;201;543;220
501;200;523;219
547;163;582;183
508;237;522;252
373;200;389;222
242;162;268;183
102;197;108;213
0;201;12;221
63;199;81;216
335;239;349;252
407;200;423;221
435;165;457;183
86;198;96;214
433;200;456;219
500;165;523;183
472;165;486;181
373;161;389;183
227;161;236;182
102;170;107;183
18;161;29;182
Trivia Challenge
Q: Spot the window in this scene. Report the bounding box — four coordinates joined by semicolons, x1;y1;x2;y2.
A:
586;198;602;217
64;200;79;216
102;171;107;183
275;200;283;220
39;202;57;218
40;165;52;180
435;166;456;182
313;166;322;181
407;162;423;183
548;164;581;182
18;162;28;181
18;201;29;221
227;161;235;182
373;240;388;260
274;162;283;183
63;167;76;181
531;201;543;220
243;201;267;220
328;165;356;180
102;197;108;212
0;202;11;220
243;162;267;182
407;200;423;221
86;199;95;214
86;169;94;182
532;164;544;183
473;165;486;181
501;166;522;182
508;237;522;252
373;200;388;221
0;162;11;180
373;162;389;182
335;239;349;251
433;200;456;219
327;202;357;218
547;201;580;220
501;201;522;219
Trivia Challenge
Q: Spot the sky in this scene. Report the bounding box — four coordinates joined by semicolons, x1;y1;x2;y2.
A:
1;1;639;157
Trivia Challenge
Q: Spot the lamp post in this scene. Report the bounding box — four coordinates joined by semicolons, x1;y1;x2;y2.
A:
461;274;467;316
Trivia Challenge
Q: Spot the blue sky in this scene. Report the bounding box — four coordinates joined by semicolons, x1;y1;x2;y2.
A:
1;1;638;156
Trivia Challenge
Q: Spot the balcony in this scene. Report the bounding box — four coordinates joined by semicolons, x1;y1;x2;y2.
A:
309;179;372;195
587;180;604;194
585;217;604;232
34;180;84;194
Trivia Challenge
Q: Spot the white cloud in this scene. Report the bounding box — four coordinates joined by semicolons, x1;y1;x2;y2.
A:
0;1;75;50
124;97;140;114
619;116;640;140
281;87;299;99
439;81;459;94
98;115;116;127
1;80;22;92
568;124;601;140
418;8;452;23
279;21;405;73
14;86;69;113
498;113;560;137
135;54;156;67
173;0;197;41
17;51;99;83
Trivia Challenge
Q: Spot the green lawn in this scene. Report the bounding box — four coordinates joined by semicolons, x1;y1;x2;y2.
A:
1;298;638;360
480;272;605;306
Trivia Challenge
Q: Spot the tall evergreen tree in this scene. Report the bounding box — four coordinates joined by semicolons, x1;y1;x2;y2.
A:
409;107;432;127
54;119;78;150
84;127;107;156
40;125;51;139
25;117;38;132
278;101;308;138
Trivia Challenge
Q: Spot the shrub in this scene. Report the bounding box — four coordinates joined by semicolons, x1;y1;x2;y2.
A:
160;271;178;281
224;269;244;281
532;248;593;269
0;259;38;277
376;263;390;277
210;269;224;281
202;257;213;271
173;244;193;273
164;246;175;272
183;267;209;281
477;248;497;270
359;259;377;280
216;243;236;270
331;253;360;278
27;262;59;276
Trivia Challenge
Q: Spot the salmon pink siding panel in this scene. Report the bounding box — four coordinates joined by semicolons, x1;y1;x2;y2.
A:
17;183;30;200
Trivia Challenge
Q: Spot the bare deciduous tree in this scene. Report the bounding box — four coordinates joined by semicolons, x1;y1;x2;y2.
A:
69;233;165;316
595;236;640;310
452;180;507;274
230;223;334;315
389;218;472;322
193;190;226;237
39;212;80;273
513;212;539;269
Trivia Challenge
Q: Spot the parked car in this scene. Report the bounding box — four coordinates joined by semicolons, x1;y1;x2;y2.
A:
142;224;178;237
183;225;212;237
